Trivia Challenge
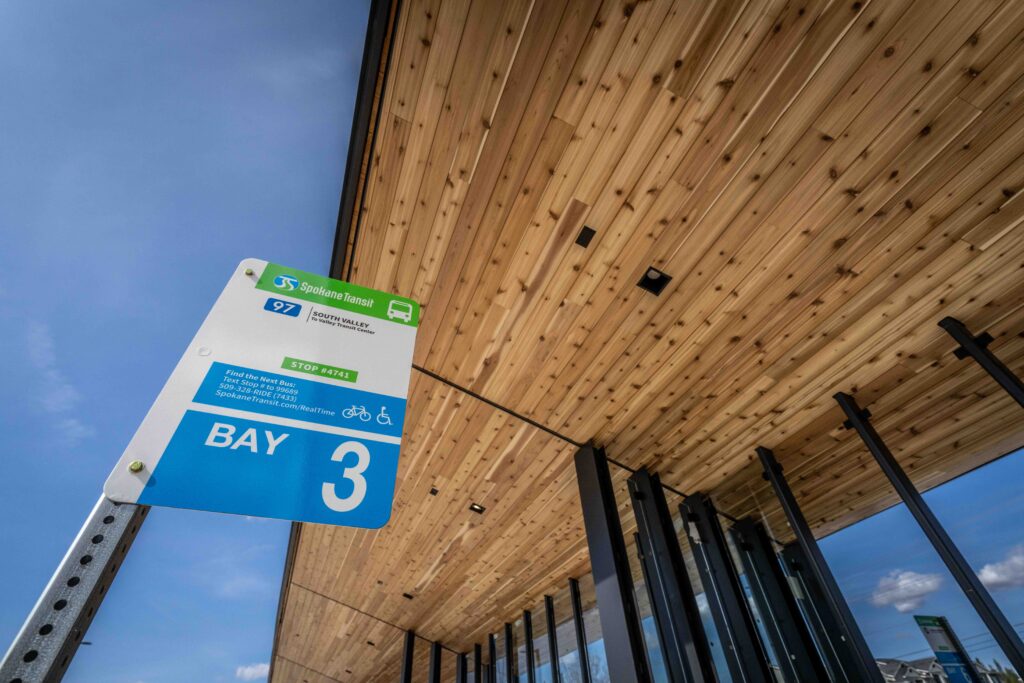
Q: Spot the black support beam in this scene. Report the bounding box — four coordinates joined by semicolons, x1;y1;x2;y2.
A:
430;641;442;683
757;446;884;682
681;493;772;683
729;518;830;682
835;392;1024;675
489;634;498;683
524;611;536;683
457;652;468;683
574;443;651;683
400;630;416;683
780;542;864;682
629;469;715;683
569;578;592;683
545;595;560;683
939;316;1024;408
475;643;483;683
505;622;515;683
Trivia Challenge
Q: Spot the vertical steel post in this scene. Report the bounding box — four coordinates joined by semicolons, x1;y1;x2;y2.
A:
430;641;442;683
628;469;715;683
475;643;483;683
835;392;1024;675
574;443;651;683
780;542;862;682
458;652;468;683
504;622;515;683
0;496;149;683
544;595;560;683
401;630;417;683
569;578;592;683
756;446;884;682
938;317;1024;408
489;634;498;683
681;493;772;683
729;518;830;682
524;610;536;683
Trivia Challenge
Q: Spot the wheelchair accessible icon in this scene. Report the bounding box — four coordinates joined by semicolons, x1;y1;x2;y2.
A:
342;405;392;426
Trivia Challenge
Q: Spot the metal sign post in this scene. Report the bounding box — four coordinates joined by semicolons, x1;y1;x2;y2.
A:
0;497;148;682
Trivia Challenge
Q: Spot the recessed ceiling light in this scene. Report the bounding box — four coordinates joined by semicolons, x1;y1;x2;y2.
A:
575;226;596;247
637;266;672;295
469;502;486;514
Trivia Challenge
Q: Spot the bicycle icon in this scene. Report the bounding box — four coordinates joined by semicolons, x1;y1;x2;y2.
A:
342;405;393;427
342;405;372;422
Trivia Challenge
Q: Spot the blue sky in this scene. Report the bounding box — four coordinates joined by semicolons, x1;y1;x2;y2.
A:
0;1;368;681
1;1;1022;681
820;448;1024;670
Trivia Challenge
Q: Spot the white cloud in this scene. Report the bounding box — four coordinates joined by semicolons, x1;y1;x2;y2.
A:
979;546;1024;590
235;662;270;680
871;570;943;613
24;321;94;444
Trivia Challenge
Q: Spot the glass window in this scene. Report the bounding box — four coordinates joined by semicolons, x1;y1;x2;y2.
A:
666;487;735;682
577;573;611;682
724;528;782;673
551;583;584;683
532;601;554;683
495;630;508;683
514;616;528;682
613;471;671;682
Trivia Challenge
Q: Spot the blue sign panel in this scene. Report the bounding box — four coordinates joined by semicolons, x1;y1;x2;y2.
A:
138;410;398;527
194;362;406;439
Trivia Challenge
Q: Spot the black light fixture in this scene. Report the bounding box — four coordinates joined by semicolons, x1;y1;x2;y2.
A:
469;502;486;514
429;486;439;496
576;225;596;247
637;266;672;295
402;592;415;600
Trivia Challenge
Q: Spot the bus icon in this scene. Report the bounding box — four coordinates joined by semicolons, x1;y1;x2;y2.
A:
387;300;413;323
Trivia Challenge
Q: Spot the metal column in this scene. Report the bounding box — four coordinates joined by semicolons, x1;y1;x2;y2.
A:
475;643;483;683
835;392;1024;675
939;316;1024;407
628;469;715;683
0;496;148;683
756;446;884;682
574;443;651;683
729;518;830;682
401;630;417;683
524;611;536;683
569;578;592;683
489;634;498;683
544;595;560;683
504;622;515;683
430;641;442;683
458;652;468;683
681;493;772;683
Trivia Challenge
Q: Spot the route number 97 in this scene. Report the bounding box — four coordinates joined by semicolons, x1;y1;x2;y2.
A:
264;297;301;317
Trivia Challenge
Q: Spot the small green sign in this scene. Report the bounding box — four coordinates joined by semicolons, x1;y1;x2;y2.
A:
282;356;358;383
256;262;419;327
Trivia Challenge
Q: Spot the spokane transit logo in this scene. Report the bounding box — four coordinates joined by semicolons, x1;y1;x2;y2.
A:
273;274;300;291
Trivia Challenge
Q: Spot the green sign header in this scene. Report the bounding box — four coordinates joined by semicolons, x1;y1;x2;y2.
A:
257;262;419;327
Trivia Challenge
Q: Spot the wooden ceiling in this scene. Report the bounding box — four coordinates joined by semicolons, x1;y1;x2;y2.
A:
272;0;1024;679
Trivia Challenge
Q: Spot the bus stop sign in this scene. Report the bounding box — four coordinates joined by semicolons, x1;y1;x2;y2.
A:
104;259;419;528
